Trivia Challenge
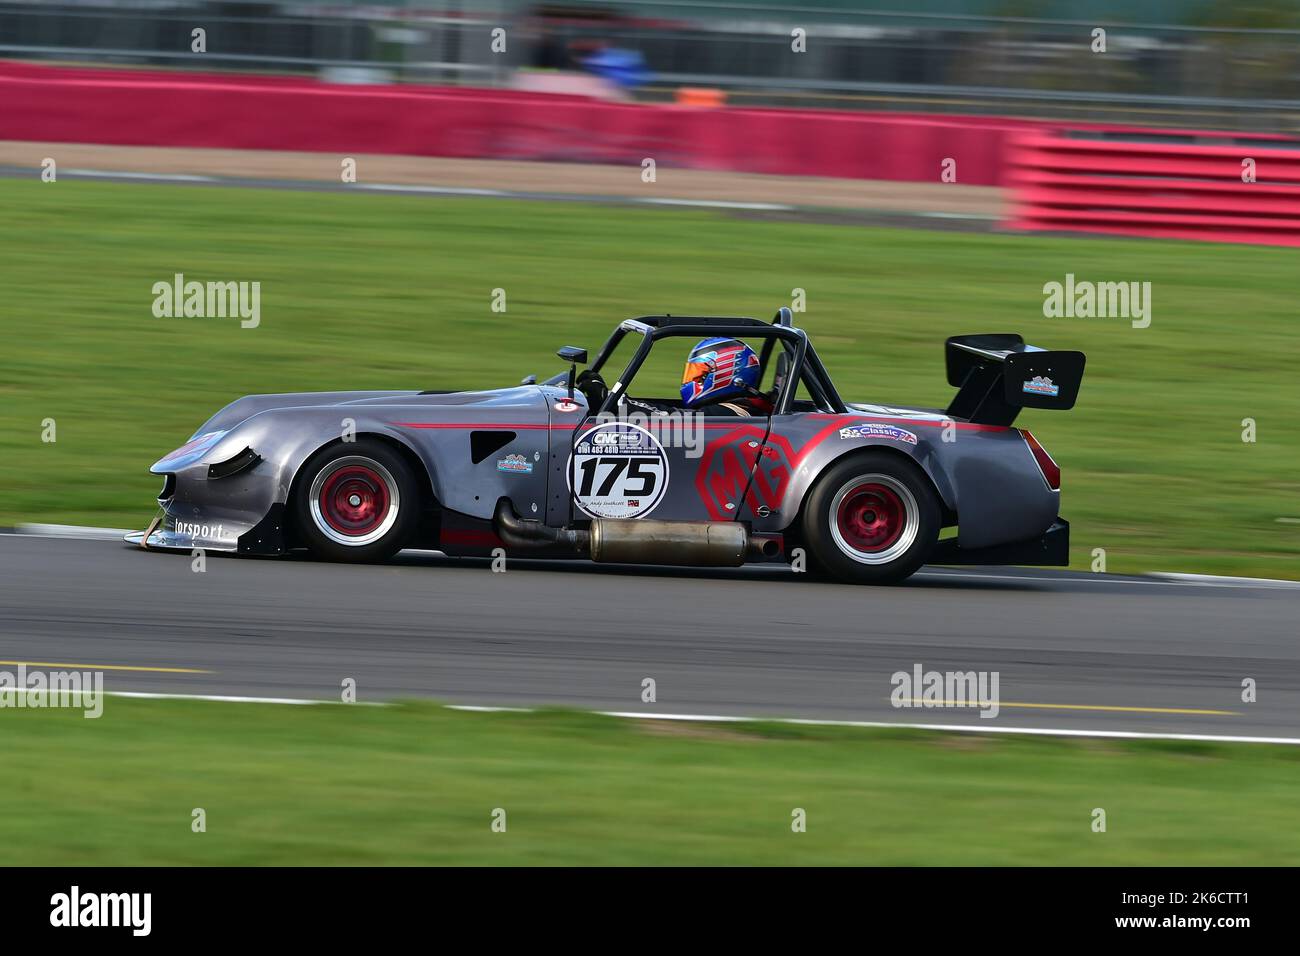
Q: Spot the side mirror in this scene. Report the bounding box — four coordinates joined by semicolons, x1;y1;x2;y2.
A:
520;374;537;385
557;346;587;403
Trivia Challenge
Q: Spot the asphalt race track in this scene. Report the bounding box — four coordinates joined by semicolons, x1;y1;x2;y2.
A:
2;533;1298;740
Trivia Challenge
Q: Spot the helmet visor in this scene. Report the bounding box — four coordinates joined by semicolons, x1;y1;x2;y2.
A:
682;358;713;386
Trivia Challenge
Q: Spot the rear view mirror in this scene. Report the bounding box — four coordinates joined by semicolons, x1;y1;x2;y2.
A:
556;346;588;402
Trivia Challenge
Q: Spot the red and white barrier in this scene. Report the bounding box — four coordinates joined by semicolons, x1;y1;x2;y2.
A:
1007;128;1300;246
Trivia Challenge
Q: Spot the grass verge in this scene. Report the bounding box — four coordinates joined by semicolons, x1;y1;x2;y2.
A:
2;697;1298;865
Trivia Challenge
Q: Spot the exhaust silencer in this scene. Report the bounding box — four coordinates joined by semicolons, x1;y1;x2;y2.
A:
591;518;747;567
493;499;782;567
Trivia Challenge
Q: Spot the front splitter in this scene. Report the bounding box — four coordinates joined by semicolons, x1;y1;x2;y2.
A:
124;515;239;554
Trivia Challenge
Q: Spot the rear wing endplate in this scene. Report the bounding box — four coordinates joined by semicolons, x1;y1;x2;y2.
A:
945;334;1085;427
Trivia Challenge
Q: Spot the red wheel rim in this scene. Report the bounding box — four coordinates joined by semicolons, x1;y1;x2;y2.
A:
318;465;390;537
834;481;906;554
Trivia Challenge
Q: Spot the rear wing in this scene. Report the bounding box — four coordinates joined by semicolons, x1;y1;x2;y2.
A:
944;334;1085;427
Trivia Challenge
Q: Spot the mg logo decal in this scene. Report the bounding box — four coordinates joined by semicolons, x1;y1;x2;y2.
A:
695;426;795;520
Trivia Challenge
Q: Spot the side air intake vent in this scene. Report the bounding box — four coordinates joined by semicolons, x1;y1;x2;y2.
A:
470;431;517;464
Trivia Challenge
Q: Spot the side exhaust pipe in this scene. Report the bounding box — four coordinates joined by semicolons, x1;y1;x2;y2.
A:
590;518;747;567
494;499;590;553
747;533;783;561
493;500;783;567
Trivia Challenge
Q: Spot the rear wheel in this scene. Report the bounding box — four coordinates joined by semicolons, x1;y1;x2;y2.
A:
800;452;940;584
293;439;419;562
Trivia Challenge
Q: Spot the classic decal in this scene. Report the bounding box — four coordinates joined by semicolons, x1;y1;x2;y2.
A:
1022;376;1060;397
496;454;533;475
568;422;668;519
837;423;918;445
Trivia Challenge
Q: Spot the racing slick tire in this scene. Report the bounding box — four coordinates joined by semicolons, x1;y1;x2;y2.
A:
800;451;940;584
293;439;420;562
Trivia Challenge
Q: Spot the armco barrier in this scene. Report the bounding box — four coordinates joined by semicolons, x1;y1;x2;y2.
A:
0;61;1018;185
1007;129;1300;246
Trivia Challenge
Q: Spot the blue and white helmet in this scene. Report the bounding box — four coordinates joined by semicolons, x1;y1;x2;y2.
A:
680;337;762;407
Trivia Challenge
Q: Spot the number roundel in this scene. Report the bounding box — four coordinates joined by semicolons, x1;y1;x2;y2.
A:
568;421;670;519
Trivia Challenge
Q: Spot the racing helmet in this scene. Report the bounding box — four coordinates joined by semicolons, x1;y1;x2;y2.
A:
680;337;761;407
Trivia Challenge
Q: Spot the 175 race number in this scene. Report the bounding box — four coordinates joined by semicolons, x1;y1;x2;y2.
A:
568;422;669;519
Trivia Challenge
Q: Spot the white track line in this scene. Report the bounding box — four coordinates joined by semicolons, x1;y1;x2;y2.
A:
916;569;1300;590
13;523;133;540
356;183;505;197
1147;571;1300;589
916;211;999;221
110;691;384;706
66;169;214;182
637;197;793;211
45;171;984;218
592;710;1300;746
74;693;1300;745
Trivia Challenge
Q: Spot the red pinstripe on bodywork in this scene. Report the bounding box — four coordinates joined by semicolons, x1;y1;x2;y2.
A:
392;413;1009;525
390;415;1010;434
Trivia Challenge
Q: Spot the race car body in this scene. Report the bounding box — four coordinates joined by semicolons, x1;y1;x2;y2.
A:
129;309;1084;583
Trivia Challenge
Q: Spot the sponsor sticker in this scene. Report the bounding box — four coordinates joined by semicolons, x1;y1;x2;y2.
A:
569;422;668;519
838;423;918;445
1023;375;1060;397
554;399;581;413
497;454;533;475
171;519;236;543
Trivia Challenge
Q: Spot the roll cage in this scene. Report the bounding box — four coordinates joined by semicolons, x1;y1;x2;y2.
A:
546;310;847;415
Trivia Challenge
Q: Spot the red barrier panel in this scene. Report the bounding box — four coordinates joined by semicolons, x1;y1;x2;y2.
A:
1007;129;1300;246
0;61;1017;185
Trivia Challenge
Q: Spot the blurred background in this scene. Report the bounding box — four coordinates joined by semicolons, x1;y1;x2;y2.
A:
3;0;1300;128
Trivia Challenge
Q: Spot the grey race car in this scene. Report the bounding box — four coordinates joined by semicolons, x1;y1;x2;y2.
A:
127;308;1085;584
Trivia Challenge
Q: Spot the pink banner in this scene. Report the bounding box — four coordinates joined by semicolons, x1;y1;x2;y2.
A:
0;61;1015;185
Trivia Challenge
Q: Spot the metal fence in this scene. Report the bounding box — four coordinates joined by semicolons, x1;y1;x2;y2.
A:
2;1;1299;129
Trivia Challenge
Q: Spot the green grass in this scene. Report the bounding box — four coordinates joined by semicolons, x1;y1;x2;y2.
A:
2;698;1298;865
2;179;1298;576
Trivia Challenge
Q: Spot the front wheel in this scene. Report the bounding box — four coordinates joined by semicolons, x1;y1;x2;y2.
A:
293;439;420;562
799;452;940;584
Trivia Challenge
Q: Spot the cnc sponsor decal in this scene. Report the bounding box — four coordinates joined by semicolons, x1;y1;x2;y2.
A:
1022;375;1060;397
568;421;668;518
497;454;533;474
838;423;918;445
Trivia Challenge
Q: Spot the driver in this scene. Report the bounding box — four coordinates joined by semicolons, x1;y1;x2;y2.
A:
680;337;774;417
